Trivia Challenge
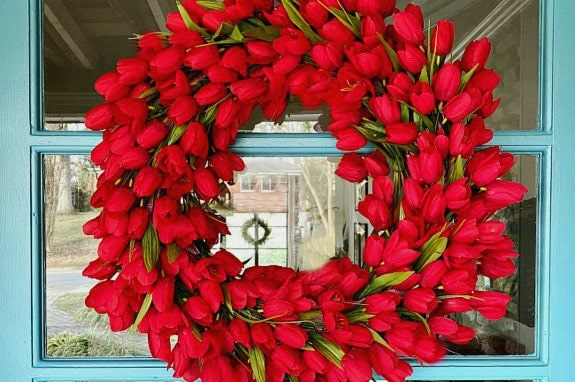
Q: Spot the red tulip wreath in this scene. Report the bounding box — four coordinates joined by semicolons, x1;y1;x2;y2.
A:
82;0;528;381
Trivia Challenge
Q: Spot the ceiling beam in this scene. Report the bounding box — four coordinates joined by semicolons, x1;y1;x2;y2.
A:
44;0;99;70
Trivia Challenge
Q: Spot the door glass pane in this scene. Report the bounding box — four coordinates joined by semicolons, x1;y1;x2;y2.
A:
43;154;150;357
43;154;364;357
449;155;538;356
44;0;539;132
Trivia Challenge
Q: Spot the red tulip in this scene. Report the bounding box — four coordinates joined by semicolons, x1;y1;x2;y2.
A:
210;150;245;182
403;288;438;313
149;46;184;78
397;43;427;74
85;103;115;131
386;122;419;145
433;63;461;101
127;207;149;240
387;72;414;102
105;188;136;215
120;146;150;170
193;168;220;201
358;0;395;17
137;120;169;149
152;276;175;312
442;91;477;122
393;11;425;45
275;324;309;349
221;46;248;76
97;234;130;262
168;96;198;125
184;296;213;325
358;195;392;231
183;45;220;70
364;149;390;178
194;82;227;106
342;348;372;382
484;180;528;209
369;94;400;125
419;260;448;288
431;20;455;55
116;57;148;85
245;41;278;64
470;291;512;320
311;42;345;72
461;37;492;72
133;166;163;197
199;279;224;313
180;121;209;159
82;258;118;280
409;82;436;115
422;183;446;223
230;78;268;103
320;19;357;46
335;153;367;183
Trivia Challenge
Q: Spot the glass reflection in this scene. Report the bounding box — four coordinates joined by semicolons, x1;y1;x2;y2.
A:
44;154;150;357
219;156;364;270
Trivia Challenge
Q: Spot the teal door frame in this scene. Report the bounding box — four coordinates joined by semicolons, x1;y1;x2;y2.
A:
1;0;574;380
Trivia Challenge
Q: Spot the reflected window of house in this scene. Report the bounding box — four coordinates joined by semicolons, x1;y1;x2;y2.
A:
239;175;256;192
260;176;276;192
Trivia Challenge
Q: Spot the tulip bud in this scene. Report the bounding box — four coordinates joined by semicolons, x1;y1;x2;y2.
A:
444;324;475;345
397;43;427;74
168;96;199;125
393;11;425;45
275;324;309;349
128;207;149;239
183;45;220;70
133;166;162;197
85;103;115;131
442;91;477;122
433;63;461;101
335;153;367;183
409;82;436;115
363;234;385;267
369;95;400;125
120;146;150;170
82;258;118;280
387;72;414;102
230;78;268;103
137;120;169;149
194;82;227;106
419;260;448;288
484;180;528;209
180;121;209;159
311;42;344;72
386;122;419;145
117;57;148;85
97;234;130;262
149;46;184;78
193;168;220;201
461;37;492;72
364;150;390;178
403;288;438;313
422;183;447;223
431;20;455;55
105;188;136;215
152;276;175;312
221;46;248;76
470;291;512;320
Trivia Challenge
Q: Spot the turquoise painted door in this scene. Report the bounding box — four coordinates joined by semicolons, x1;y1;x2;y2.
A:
1;0;574;381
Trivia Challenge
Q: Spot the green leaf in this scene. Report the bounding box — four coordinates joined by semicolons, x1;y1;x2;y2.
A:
377;33;399;72
230;25;245;42
459;64;479;91
132;293;152;329
142;223;161;272
419;65;429;84
176;1;209;38
167;125;188;145
243;26;282;42
367;327;393;351
414;232;448;272
167;243;180;264
248;346;266;382
196;0;225;10
400;103;410;123
448;155;464;183
309;332;344;369
356;271;415;299
281;0;323;44
212;22;235;40
398;308;431;334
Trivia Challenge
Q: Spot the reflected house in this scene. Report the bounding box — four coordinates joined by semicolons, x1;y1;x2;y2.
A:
228;157;302;213
225;158;303;268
